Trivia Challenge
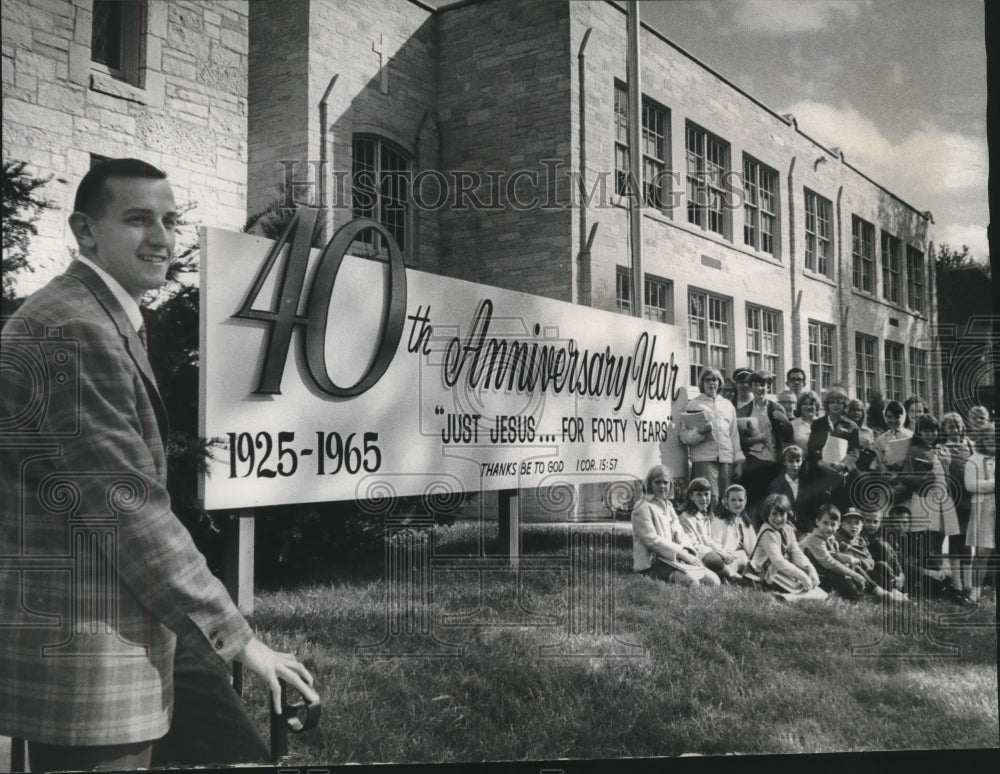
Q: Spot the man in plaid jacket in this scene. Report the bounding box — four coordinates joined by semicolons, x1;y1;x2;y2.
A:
0;159;318;769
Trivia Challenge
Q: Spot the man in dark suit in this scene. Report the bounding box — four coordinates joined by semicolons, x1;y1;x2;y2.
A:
0;159;318;769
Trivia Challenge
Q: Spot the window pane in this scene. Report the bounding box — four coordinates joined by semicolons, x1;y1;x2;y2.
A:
92;0;123;69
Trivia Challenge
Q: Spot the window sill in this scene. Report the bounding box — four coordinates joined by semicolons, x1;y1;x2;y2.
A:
803;270;836;287
850;288;928;319
90;71;147;104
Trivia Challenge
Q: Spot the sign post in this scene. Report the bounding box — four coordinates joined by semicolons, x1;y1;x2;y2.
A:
223;509;256;614
497;489;520;569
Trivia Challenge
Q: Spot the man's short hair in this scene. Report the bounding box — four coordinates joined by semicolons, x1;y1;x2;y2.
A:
74;158;168;216
786;367;806;382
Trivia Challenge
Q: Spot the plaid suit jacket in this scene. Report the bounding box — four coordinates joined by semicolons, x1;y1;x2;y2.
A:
0;262;252;745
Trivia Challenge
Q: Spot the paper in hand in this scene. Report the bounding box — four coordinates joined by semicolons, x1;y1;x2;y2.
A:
821;435;849;465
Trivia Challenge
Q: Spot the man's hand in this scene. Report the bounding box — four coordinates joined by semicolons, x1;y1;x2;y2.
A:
237;636;318;714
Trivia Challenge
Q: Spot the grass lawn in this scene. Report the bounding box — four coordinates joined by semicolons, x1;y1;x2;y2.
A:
242;520;998;764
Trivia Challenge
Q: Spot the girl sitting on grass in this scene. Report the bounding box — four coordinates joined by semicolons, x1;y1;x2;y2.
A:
745;493;820;593
710;484;757;575
631;466;721;587
678;477;743;581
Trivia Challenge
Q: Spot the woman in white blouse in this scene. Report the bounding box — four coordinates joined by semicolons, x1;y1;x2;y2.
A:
791;390;820;453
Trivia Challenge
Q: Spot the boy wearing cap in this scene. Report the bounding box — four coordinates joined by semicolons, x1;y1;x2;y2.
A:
800;505;903;600
859;508;906;592
733;367;753;411
839;510;906;599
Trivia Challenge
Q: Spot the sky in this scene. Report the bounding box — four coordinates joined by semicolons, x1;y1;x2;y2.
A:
636;0;989;261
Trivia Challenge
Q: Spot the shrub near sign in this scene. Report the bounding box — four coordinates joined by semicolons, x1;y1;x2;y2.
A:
199;215;689;510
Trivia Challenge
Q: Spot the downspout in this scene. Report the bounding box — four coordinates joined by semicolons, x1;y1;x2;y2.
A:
787;155;800;371
319;74;339;242
836;184;849;386
414;109;433;267
626;1;643;318
926;217;943;413
576;27;593;306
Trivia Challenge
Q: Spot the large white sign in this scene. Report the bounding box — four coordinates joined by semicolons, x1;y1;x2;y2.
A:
199;215;688;510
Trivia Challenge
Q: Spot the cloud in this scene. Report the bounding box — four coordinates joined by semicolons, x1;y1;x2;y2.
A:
730;0;863;34
782;99;989;259
782;100;988;194
933;223;990;261
890;61;905;86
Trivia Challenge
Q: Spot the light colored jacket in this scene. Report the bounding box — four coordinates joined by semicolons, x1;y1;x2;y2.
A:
678;509;725;559
964;452;996;547
0;263;252;745
710;514;757;564
678;392;744;464
631;495;693;571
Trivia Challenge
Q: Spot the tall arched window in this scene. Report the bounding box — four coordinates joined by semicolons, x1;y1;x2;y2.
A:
352;135;409;255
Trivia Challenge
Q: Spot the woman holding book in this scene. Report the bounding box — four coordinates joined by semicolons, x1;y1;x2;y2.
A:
678;367;744;501
847;399;877;451
804;386;860;512
872;400;912;472
735;370;793;521
631;465;722;587
894;414;960;570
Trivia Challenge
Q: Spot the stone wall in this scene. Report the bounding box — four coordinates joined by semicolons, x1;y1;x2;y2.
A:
2;0;249;294
436;0;574;300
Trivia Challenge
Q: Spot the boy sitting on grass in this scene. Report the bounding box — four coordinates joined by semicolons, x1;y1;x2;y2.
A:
860;508;906;592
679;478;743;581
710;484;757;575
838;509;908;601
887;504;961;602
745;493;821;593
799;504;871;601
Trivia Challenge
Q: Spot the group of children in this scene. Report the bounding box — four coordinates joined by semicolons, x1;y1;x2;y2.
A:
631;463;992;603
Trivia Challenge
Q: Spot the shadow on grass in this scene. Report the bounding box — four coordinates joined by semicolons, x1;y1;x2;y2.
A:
258;520;634;591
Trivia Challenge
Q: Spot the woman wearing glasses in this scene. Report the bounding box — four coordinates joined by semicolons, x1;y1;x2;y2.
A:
677;367;745;503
